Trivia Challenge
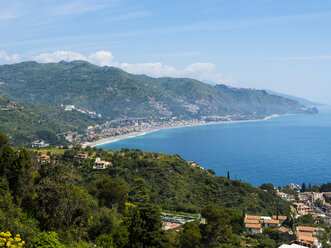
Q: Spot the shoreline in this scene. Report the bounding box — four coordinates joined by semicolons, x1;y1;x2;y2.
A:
81;114;283;148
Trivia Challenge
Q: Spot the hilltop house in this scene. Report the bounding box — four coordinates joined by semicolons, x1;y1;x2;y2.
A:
188;161;205;171
39;154;50;163
93;157;112;169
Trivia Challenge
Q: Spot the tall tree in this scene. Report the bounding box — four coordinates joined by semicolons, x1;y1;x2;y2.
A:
89;176;128;212
128;203;169;248
179;222;202;248
301;183;307;192
227;171;230;180
0;132;9;147
200;204;232;247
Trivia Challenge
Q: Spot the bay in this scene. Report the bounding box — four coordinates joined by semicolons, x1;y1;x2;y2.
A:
99;106;331;187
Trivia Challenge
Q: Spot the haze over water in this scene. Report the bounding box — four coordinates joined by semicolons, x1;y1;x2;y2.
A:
99;106;331;187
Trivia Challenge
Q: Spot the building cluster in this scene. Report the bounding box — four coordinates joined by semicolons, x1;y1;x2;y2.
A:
276;188;331;224
244;215;287;234
38;153;112;170
62;104;102;118
62;113;261;146
245;215;323;248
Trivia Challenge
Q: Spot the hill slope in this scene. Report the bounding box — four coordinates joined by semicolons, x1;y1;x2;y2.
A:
85;149;290;216
0;61;317;120
0;96;98;146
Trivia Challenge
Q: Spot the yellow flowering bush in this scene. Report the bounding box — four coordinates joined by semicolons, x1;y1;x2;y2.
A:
0;232;25;247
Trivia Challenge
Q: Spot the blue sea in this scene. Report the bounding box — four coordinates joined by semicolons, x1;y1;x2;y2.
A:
99;106;331;187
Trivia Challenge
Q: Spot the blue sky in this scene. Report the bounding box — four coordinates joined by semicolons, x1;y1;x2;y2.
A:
1;0;331;103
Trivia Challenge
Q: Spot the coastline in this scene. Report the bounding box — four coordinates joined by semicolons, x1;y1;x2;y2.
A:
81;114;282;148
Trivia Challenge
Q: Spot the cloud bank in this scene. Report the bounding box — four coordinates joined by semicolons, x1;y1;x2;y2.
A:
32;50;225;84
0;50;20;63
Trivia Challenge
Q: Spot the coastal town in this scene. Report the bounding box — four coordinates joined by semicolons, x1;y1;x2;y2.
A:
44;111;276;148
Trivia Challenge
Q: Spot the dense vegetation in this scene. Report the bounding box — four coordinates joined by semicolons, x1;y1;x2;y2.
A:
0;96;98;147
0;131;297;247
0;61;317;120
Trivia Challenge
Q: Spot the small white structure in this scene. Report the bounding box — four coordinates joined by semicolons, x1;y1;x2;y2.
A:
93;157;112;169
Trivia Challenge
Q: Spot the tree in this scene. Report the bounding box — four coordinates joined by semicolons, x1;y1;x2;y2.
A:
89;176;128;212
301;183;307;192
227;171;230;180
179;222;202;248
260;183;276;195
225;208;244;235
10;148;35;207
207;169;215;175
35;163;97;238
0;143;17;178
128;203;169;248
32;232;65;248
87;208;122;240
320;183;331;192
0;132;9;147
200;204;232;247
131;178;150;204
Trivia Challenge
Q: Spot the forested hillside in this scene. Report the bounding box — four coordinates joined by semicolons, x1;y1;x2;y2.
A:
0;61;317;120
0;96;98;146
0;132;295;247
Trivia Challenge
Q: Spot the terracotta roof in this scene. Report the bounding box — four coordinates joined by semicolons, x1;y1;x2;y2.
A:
297;226;315;232
264;219;279;224
244;219;260;224
296;232;312;237
297;240;313;247
273;215;287;220
245;223;261;229
246;215;261;220
297;235;316;243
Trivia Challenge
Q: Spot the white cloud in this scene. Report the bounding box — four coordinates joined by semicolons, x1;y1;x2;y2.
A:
33;51;86;63
88;51;116;66
30;50;227;84
0;50;20;63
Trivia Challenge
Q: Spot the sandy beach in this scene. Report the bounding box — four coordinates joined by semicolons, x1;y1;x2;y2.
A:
81;114;282;148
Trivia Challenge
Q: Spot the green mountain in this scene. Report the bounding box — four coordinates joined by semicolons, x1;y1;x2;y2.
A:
0;61;318;120
0;95;98;146
89;149;290;216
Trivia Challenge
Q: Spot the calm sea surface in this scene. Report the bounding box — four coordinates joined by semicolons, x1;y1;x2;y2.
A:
99;106;331;187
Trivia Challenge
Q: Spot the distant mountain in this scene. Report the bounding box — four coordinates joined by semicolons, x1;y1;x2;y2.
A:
0;61;317;122
0;95;98;147
265;89;325;107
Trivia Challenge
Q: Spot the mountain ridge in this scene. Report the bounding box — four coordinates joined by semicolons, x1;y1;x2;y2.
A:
0;60;318;121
